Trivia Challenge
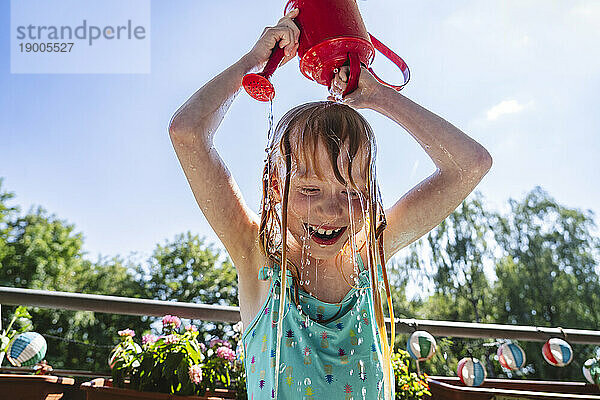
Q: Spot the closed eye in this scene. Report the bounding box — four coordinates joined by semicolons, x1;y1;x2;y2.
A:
301;187;320;195
342;190;361;199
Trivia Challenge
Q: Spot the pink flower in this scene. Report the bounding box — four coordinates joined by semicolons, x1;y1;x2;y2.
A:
142;334;158;345
163;334;180;344
199;343;206;352
185;325;198;332
118;329;135;337
162;315;181;329
216;346;236;361
188;364;203;384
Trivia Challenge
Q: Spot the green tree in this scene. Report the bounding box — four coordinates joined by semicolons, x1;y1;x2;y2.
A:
492;187;600;380
393;192;500;376
135;232;239;342
0;180;147;372
423;192;496;323
0;180;240;372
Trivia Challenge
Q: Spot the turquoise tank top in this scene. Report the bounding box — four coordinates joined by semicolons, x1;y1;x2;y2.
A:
241;254;395;399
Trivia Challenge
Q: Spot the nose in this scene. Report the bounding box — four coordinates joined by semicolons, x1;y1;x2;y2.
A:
315;197;345;220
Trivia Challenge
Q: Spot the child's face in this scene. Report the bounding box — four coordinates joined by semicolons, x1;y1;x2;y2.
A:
280;140;369;260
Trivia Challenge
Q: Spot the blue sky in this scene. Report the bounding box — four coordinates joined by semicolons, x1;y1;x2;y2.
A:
2;0;599;264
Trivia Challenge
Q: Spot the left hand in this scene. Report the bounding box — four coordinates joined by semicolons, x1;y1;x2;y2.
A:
327;65;383;109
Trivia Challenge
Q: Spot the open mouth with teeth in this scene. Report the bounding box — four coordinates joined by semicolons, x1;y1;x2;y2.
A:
304;224;347;245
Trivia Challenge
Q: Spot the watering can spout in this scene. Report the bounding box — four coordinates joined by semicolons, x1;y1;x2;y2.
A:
242;46;286;102
242;0;410;102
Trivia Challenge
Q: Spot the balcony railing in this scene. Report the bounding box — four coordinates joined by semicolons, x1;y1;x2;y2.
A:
3;286;600;397
2;286;600;344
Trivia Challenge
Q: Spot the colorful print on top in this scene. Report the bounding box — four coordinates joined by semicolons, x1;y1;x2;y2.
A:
241;254;394;399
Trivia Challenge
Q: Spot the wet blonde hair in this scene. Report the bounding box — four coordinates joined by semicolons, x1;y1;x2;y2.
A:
258;101;395;399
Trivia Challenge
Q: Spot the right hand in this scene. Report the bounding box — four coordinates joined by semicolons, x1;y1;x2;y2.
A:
246;8;301;69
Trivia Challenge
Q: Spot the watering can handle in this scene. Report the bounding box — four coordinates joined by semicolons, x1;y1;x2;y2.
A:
262;44;286;81
342;52;362;97
342;34;410;98
367;33;411;91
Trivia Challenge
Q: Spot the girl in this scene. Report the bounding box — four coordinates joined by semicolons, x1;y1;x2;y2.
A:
169;8;492;400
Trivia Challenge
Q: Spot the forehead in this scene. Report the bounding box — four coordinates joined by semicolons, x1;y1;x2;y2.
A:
292;140;369;186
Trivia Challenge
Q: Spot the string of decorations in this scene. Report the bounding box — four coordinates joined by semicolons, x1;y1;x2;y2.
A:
5;328;600;386
404;329;600;386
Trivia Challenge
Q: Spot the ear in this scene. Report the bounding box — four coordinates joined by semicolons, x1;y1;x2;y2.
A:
270;175;282;203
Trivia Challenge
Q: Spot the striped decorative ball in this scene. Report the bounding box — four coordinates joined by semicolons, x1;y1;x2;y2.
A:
7;332;47;367
542;338;573;367
583;358;599;384
497;343;526;371
457;357;487;387
406;331;436;361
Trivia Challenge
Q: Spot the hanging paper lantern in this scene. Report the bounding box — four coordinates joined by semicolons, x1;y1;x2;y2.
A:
108;341;142;369
406;331;436;361
497;342;526;371
583;358;599;384
542;338;573;367
457;357;487;387
7;332;47;367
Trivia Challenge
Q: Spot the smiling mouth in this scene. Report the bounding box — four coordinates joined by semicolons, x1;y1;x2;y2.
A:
304;224;347;245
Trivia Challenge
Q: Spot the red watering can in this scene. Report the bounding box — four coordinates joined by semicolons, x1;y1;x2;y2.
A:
242;0;410;102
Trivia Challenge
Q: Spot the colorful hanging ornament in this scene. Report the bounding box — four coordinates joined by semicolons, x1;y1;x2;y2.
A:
406;330;436;361
7;332;47;367
583;358;600;384
457;357;487;387
542;338;573;367
497;342;526;371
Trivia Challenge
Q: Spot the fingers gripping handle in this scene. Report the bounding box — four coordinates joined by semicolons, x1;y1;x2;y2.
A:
262;44;287;81
367;33;410;91
242;43;286;102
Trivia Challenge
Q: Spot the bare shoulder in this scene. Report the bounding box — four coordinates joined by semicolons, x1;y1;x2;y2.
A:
234;239;272;330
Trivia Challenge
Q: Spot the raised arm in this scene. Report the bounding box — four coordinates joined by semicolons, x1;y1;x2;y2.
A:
329;67;493;261
168;53;262;267
168;11;300;323
169;9;300;266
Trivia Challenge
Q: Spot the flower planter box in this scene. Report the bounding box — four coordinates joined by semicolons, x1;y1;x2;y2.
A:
0;373;82;400
81;378;237;400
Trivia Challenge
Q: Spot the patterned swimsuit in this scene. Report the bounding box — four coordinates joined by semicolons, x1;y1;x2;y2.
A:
241;254;395;399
